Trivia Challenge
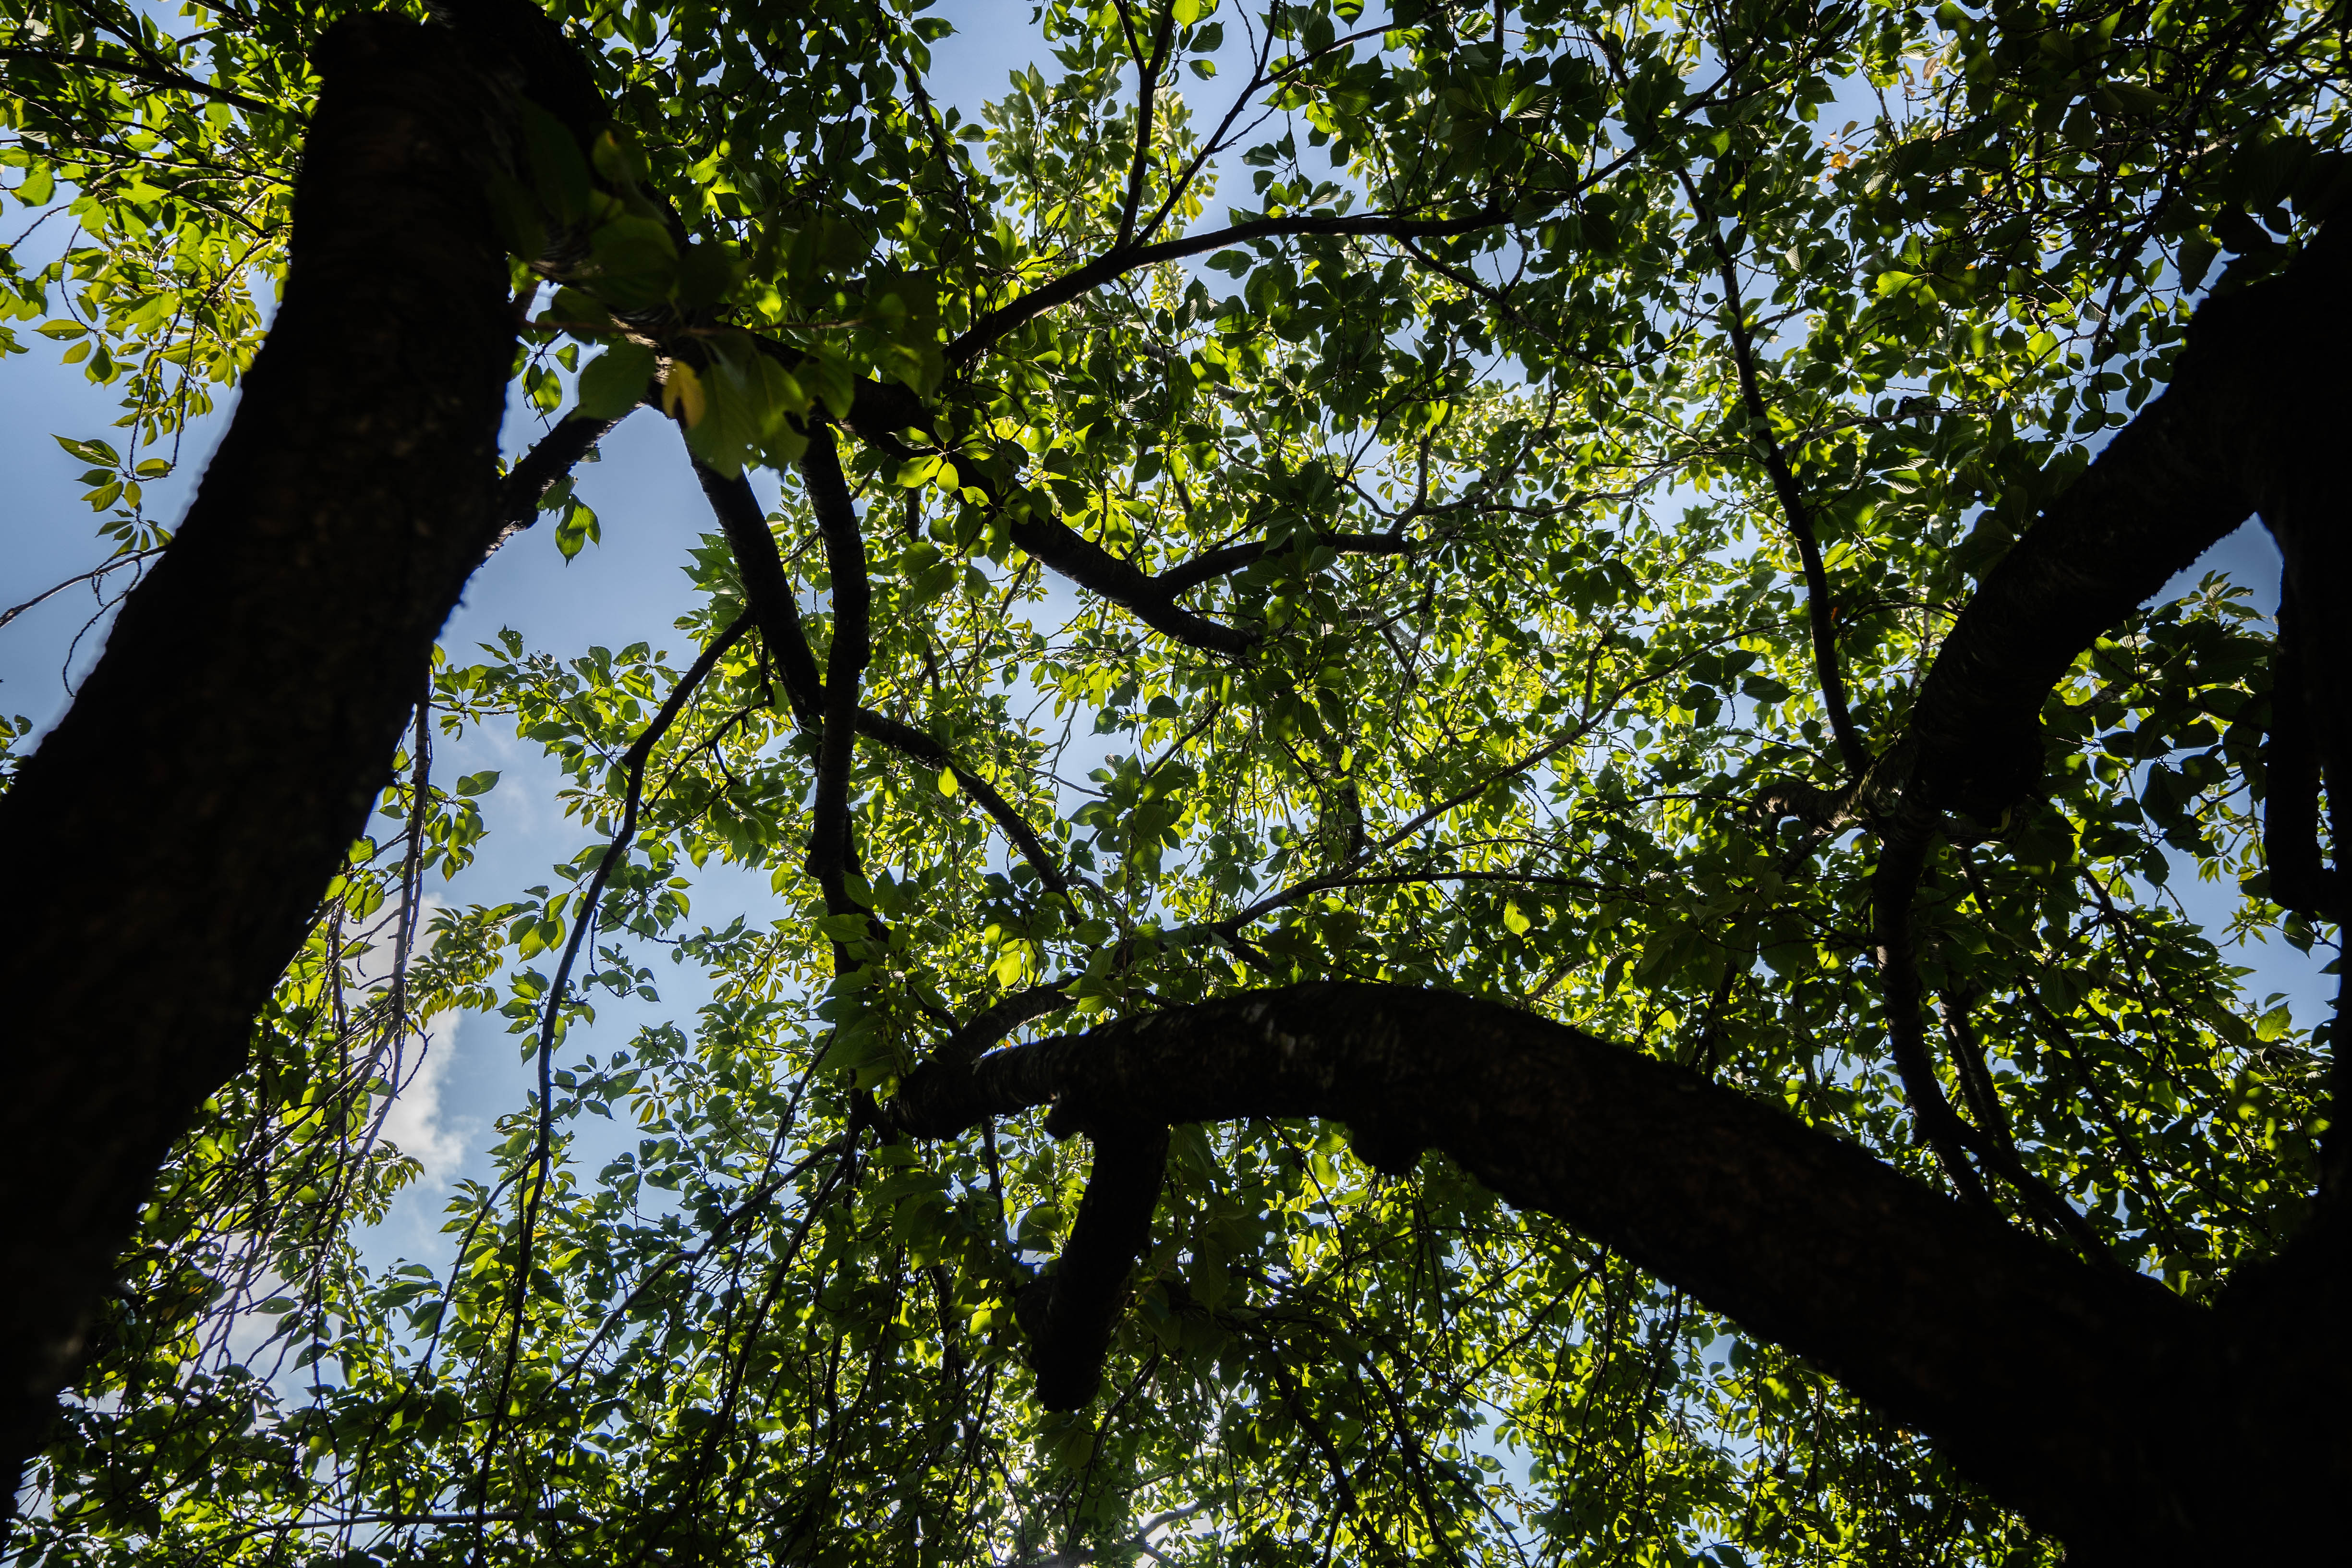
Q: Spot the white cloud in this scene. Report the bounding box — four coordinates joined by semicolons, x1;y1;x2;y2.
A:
378;1012;469;1185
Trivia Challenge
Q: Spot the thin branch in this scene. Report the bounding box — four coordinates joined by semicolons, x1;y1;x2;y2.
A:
0;45;292;120
1154;531;1419;596
884;981;2207;1553
1937;985;2121;1265
855;708;1074;896
468;611;752;1547
948;205;1507;368
0;546;164;630
1112;2;1178;251
1681;175;1865;773
690;441;1075;892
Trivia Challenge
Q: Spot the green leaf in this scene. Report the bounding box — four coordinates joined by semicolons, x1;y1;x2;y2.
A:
674;239;743;310
555;497;601;560
585;213;679;309
575;343;657;419
53;434;116;463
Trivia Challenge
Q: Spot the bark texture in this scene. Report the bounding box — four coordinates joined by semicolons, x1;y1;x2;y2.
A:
0;12;521;1503
890;984;2344;1563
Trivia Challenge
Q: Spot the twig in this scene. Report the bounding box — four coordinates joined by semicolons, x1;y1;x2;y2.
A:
0;547;164;630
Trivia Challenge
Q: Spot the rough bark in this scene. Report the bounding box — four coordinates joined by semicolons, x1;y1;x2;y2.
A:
889;983;2342;1562
1880;220;2352;1213
0;12;522;1505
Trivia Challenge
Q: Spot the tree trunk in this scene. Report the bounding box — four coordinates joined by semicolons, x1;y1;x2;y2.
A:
0;12;521;1506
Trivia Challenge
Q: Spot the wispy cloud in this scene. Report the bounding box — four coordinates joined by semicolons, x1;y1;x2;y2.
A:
379;1012;470;1185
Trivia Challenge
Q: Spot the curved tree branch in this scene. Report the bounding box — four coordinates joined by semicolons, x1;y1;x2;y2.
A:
947;205;1506;369
885;982;2315;1557
1904;224;2351;826
1935;983;2118;1264
1109;1;1177;252
1685;178;1866;773
693;460;825;727
799;424;870;920
694;446;1075;896
845;378;1392;656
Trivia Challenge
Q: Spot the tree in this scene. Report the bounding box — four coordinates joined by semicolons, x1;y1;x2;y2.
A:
0;0;2342;1560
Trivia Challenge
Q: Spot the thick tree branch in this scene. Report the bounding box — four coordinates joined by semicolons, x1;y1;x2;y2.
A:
1904;224;2350;826
692;450;1073;894
1013;1126;1167;1410
2264;575;2340;922
1889;223;2350;1216
999;509;1256;653
852;709;1073;896
885;983;2309;1556
693;461;826;728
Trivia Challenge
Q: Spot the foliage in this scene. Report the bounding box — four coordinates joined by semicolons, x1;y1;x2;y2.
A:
2;0;2343;1561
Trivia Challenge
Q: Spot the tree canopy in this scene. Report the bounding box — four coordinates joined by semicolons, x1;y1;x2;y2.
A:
0;0;2345;1562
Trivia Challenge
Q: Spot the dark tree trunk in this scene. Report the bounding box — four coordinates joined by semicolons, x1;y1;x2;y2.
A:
892;984;2345;1563
0;12;522;1506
